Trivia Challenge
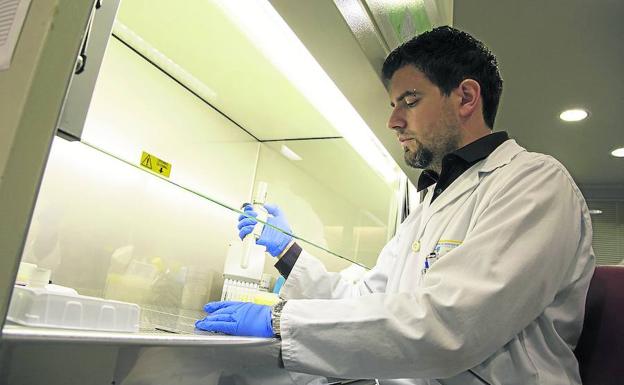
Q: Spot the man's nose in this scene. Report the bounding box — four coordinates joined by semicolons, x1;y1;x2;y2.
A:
387;108;406;131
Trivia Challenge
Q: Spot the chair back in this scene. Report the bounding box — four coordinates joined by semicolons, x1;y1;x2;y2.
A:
575;265;624;385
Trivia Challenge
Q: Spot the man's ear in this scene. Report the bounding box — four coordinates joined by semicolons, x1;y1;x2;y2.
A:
456;79;481;119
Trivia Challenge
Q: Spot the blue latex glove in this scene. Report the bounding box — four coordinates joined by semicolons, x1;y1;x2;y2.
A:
195;301;273;337
237;203;293;257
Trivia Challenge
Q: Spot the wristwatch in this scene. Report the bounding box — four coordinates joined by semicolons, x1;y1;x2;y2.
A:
271;300;287;337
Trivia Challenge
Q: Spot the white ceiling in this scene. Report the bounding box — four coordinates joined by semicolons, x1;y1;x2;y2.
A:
453;0;624;189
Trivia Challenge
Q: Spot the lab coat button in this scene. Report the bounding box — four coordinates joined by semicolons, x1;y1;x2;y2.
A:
412;241;420;252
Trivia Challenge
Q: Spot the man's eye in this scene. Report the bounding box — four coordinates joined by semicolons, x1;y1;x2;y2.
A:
404;96;419;107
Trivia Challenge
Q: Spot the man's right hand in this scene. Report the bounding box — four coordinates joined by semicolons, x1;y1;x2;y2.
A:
238;204;293;257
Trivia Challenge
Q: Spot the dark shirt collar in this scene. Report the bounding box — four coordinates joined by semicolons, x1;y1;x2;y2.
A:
452;131;509;164
417;169;439;192
417;131;509;192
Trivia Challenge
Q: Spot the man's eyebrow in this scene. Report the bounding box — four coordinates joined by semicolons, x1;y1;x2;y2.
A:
390;90;421;107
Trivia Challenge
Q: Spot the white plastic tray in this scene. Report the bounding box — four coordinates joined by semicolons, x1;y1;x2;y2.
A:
7;285;140;332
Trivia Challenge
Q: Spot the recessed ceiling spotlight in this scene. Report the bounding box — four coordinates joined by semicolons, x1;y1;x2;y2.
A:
611;147;624;158
559;108;588;122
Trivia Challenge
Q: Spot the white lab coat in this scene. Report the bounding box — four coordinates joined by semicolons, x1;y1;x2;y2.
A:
278;139;595;385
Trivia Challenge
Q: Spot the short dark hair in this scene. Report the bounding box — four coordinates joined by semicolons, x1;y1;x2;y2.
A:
382;26;503;128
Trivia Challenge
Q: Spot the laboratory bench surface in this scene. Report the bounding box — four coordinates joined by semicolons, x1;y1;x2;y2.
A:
1;323;275;347
0;323;300;385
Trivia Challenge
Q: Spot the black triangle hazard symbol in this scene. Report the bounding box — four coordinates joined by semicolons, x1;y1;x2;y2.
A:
141;155;152;169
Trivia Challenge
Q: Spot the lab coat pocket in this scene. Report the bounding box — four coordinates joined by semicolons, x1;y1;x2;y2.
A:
433;240;463;260
420;240;462;278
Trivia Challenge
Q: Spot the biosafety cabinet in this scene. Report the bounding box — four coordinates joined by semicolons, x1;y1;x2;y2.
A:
0;1;451;384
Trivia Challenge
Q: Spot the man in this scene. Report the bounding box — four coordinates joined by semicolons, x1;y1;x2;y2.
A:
196;26;595;385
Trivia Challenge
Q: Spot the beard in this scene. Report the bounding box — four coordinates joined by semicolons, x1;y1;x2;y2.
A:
404;141;433;169
404;109;461;171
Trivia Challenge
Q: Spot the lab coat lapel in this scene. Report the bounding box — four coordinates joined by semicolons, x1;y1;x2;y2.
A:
419;139;525;226
422;165;480;223
478;139;525;174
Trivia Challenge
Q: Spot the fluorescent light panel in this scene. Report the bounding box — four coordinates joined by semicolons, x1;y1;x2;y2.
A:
213;0;399;182
280;145;302;161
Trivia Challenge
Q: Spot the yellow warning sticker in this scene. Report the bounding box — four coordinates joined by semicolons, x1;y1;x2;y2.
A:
140;151;171;178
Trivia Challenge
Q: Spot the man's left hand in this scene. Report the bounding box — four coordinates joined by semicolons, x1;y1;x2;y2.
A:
195;301;274;338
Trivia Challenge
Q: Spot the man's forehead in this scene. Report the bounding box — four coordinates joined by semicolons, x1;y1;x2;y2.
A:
389;66;430;97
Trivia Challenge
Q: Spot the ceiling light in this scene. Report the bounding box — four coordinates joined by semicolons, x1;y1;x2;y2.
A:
213;0;400;183
559;109;588;122
280;145;302;161
611;147;624;158
588;209;603;215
